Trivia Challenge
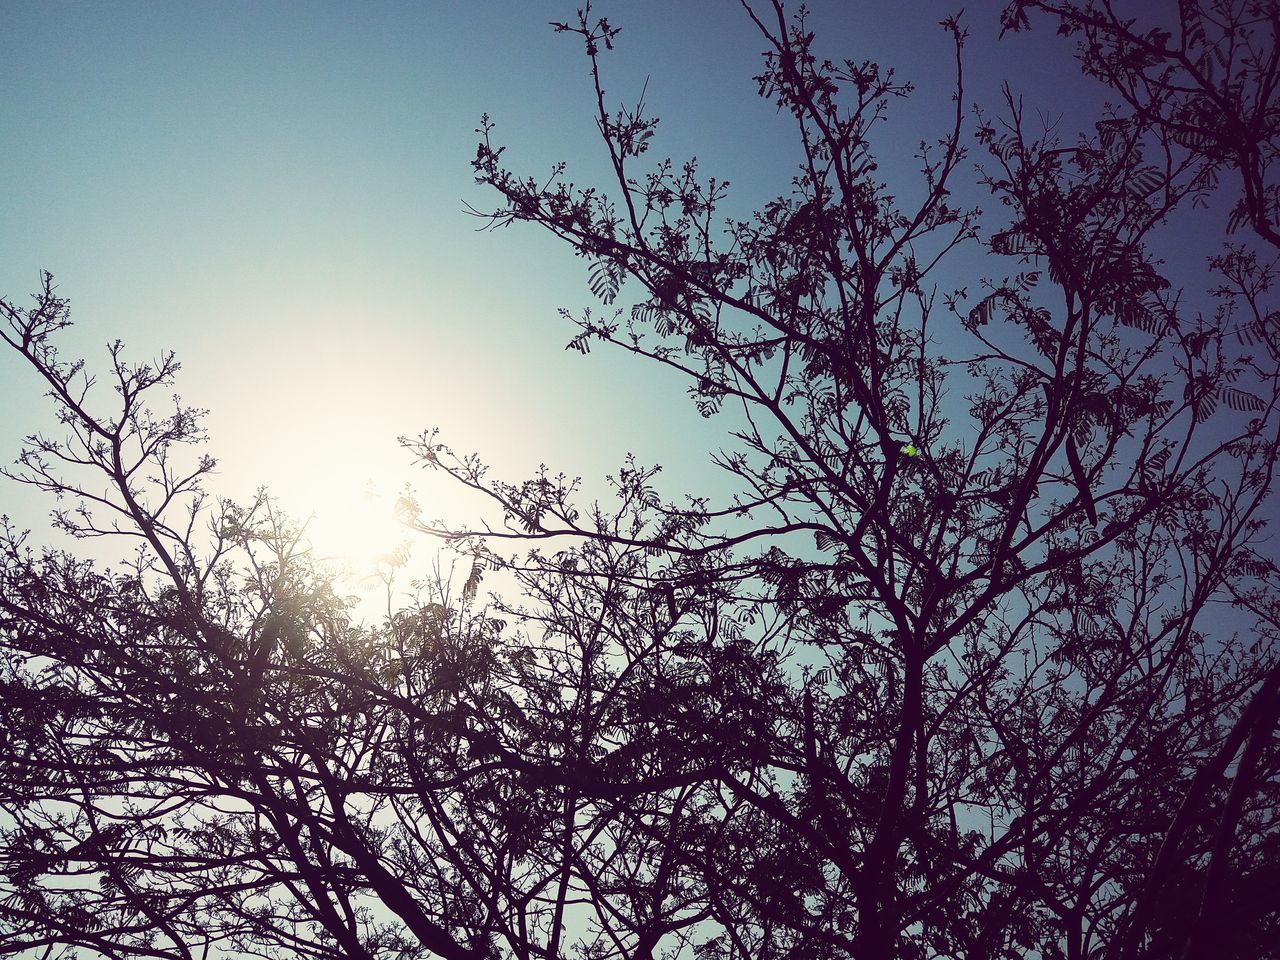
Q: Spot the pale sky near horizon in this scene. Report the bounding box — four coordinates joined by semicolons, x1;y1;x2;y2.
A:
0;0;1232;599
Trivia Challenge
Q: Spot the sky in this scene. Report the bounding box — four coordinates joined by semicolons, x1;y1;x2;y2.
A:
0;2;1266;957
0;0;1236;599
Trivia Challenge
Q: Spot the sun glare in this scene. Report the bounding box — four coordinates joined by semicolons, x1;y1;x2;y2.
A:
303;480;414;586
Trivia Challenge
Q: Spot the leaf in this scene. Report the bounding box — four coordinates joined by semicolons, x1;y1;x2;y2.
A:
1090;229;1126;268
966;288;1019;331
990;231;1036;256
565;330;592;354
1170;125;1218;151
1180;0;1206;48
588;259;621;305
1128;166;1165;198
1222;386;1264;412
1226;200;1249;235
1148;445;1172;473
1098;117;1124;150
1025;307;1061;357
1185;376;1218;423
1234;311;1280;348
814;529;841;552
1114;296;1164;334
993;134;1020;162
463;560;484;604
633;301;681;338
1197;47;1216;82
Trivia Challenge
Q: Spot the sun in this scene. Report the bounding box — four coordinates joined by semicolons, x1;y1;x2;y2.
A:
303;479;415;585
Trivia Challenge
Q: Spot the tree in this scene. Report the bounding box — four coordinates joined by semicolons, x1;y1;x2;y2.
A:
449;2;1280;958
1;3;1278;960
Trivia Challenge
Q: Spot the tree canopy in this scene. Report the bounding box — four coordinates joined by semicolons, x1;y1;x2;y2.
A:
2;3;1279;959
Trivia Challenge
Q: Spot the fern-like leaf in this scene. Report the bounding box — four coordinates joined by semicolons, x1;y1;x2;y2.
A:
1185;376;1218;423
1128;166;1165;198
588;259;622;305
966;288;1019;332
565;330;593;354
463;560;485;604
1223;386;1265;412
990;231;1036;256
1114;296;1165;334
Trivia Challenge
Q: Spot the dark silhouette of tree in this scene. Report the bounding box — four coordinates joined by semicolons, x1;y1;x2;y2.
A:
1;3;1278;960
446;2;1280;958
1001;0;1280;251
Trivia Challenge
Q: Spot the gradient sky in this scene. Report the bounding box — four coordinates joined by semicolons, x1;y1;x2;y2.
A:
0;0;1229;596
0;3;1262;956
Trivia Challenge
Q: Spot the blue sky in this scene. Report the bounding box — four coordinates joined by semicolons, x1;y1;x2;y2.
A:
0;0;1226;589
